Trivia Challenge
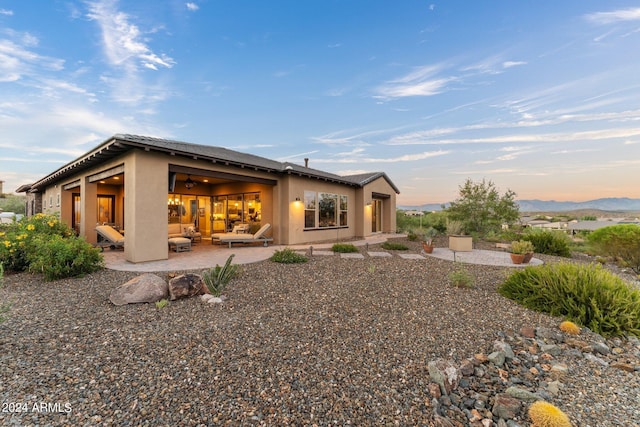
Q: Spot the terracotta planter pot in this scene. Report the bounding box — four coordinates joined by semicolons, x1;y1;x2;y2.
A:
422;242;434;253
510;253;526;264
523;252;534;264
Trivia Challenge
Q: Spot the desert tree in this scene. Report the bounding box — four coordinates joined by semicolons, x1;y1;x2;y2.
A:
445;178;519;236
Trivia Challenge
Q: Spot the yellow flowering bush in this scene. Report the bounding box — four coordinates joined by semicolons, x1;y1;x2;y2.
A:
0;213;103;279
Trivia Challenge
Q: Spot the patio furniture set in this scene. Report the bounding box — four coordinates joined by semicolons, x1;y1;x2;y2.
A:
96;222;273;253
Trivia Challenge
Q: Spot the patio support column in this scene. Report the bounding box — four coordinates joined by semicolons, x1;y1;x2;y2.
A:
80;179;98;245
124;151;169;263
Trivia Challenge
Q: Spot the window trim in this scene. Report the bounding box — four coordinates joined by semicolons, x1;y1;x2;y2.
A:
303;191;348;230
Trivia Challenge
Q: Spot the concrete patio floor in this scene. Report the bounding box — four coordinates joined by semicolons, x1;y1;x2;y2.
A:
101;233;397;272
101;234;543;272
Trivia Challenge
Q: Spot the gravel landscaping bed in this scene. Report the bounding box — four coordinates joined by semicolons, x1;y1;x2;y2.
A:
1;238;638;426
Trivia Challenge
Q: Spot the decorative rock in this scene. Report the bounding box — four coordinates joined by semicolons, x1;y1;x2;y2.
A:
550;362;568;374
535;327;564;343
593;342;610;355
482;418;494;427
428;359;460;395
565;338;589;350
109;273;168;305
469;409;483;422
460;359;475;376
168;273;207;300
546;380;561;396
540;344;562;356
504;386;540;402
428;382;442;398
584;353;609;367
519;326;535;338
207;297;224;304
488;351;506;367
491;393;521;419
610;362;635;372
493;341;515;360
474;353;488;364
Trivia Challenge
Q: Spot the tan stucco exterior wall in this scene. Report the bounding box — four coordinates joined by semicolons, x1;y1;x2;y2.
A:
123;151;168;262
37;146;397;262
283;175;359;245
363;177;397;234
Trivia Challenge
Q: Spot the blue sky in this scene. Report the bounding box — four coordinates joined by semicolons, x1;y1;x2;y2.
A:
1;1;639;205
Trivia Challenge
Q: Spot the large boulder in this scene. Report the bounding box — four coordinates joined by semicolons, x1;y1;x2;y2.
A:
110;273;168;305
169;273;207;300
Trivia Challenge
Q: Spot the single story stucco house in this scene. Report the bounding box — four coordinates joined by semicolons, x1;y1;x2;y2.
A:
17;134;399;263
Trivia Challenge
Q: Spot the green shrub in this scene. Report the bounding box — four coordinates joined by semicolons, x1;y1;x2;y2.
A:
587;224;640;274
449;266;474;288
381;241;408;251
446;219;464;236
331;243;359;253
202;254;238;296
511;240;534;254
26;234;103;281
270;248;308;264
155;299;168;309
499;263;640;337
406;230;419;241
523;229;571;257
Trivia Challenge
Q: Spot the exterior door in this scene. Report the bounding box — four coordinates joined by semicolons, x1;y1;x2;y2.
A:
371;199;382;233
72;193;81;235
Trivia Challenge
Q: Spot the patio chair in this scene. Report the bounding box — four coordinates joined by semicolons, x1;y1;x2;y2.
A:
95;225;125;251
212;223;273;248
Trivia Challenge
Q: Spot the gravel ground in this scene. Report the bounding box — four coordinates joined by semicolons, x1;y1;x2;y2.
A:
0;238;638;426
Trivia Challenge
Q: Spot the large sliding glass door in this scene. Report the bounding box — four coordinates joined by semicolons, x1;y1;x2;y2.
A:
212;192;261;233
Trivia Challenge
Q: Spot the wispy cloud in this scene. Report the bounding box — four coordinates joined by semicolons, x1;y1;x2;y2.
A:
314;149;451;164
387;127;640;146
0;37;65;82
0;9;13;16
585;7;640;24
502;61;526;69
375;64;453;99
86;0;175;71
84;0;176;104
311;127;401;145
186;2;199;12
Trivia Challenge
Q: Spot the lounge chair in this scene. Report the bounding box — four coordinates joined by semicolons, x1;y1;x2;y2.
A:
212;223;273;248
95;225;125;251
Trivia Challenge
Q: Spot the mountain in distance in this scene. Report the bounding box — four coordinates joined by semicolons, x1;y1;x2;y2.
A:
400;197;640;213
516;197;640;213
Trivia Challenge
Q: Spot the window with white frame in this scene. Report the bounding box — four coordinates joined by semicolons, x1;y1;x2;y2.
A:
340;195;348;226
304;191;316;228
304;191;348;229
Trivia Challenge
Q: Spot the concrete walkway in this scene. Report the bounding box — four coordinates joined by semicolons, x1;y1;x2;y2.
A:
102;233;398;272
102;234;543;272
426;247;544;267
